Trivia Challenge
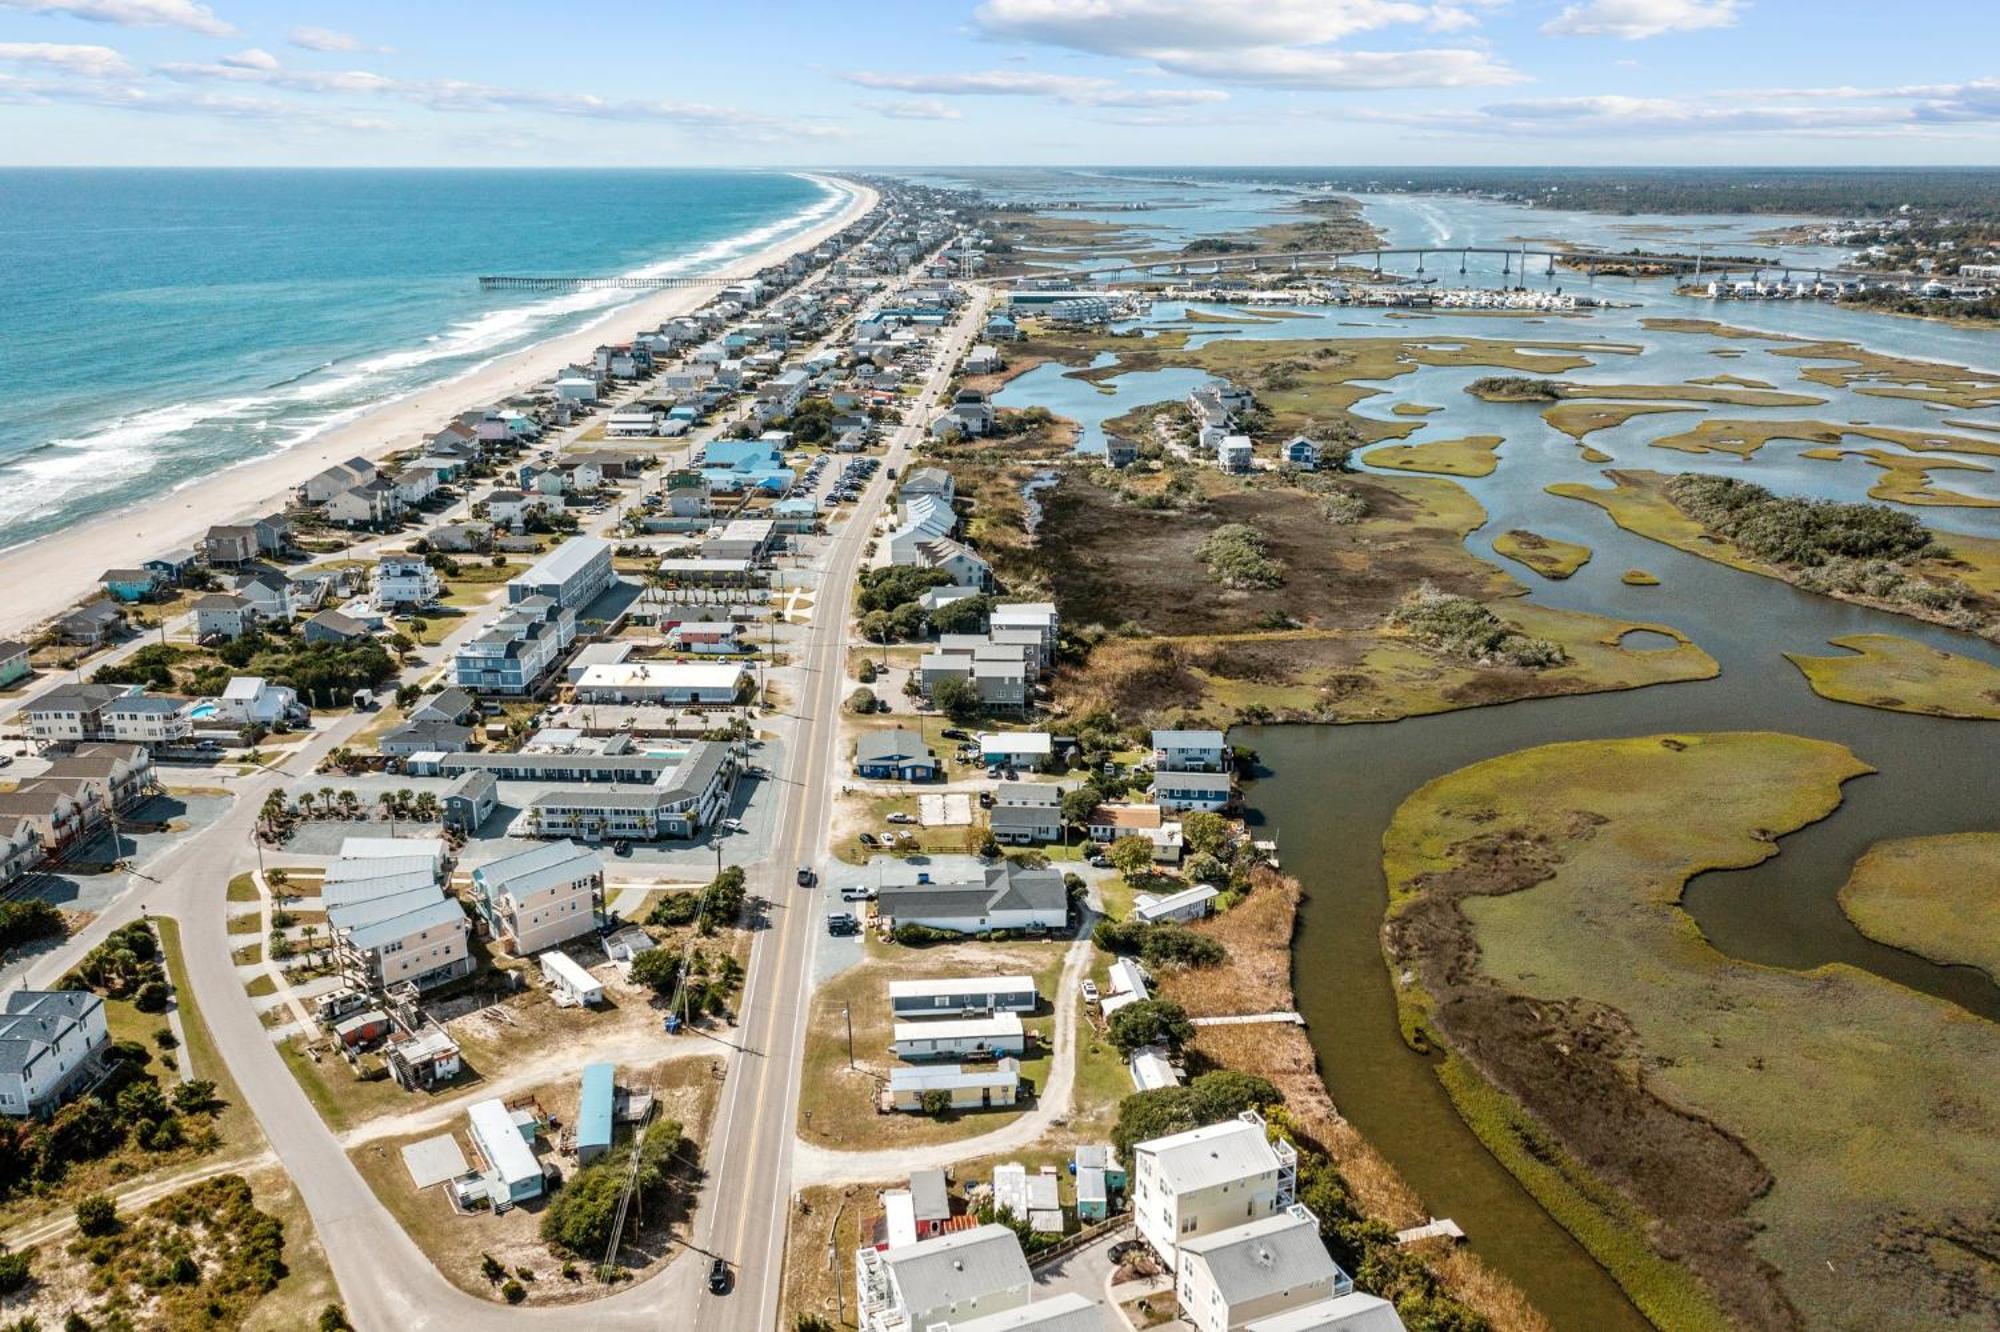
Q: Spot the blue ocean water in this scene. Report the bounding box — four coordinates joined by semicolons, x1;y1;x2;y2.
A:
0;168;842;546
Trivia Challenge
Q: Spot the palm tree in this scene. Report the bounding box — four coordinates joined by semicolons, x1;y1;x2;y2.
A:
338;790;360;821
378;791;398;822
412;792;439;825
260;791;288;833
301;923;320;965
318;787;336;821
395;788;416;819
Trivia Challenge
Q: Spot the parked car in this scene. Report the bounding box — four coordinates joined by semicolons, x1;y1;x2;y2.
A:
941;728;971;741
827;913;859;935
613;841;632;857
886;812;915;825
1080;979;1100;1004
840;886;874;902
859;833;878;847
720;817;743;833
1087;854;1112;869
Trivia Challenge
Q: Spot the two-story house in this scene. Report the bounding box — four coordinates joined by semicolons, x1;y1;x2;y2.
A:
1175;1204;1352;1332
1152;729;1230;773
373;556;442;610
855;1224;1031;1332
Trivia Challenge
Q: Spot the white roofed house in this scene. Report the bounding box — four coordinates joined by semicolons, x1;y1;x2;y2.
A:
327;880;472;992
215;677;302;728
1244;1293;1407;1332
888;975;1037;1020
934;1295;1112;1331
1175;1204;1353;1332
889;1013;1026;1062
0;816;40;890
469;841;604;955
856;1223;1031;1332
324;477;404;529
1132;1112;1298;1273
373;555;442;610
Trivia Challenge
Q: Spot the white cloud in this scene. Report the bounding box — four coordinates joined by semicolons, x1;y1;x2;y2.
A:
1365;85;2000;138
975;0;1432;51
843;68;1227;106
288;25;390;55
0;0;233;37
872;98;963;121
1542;0;1740;40
1141;45;1522;89
156;49;847;140
970;0;1519;89
0;39;131;77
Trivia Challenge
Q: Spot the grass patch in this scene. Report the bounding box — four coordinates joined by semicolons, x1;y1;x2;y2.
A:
1365;435;1503;478
1784;632;2000;720
226;873;260;903
244;974;277;999
796;941;1067;1151
1492;529;1592;579
1382;732;2000;1329
1621;569;1660;586
1836;832;2000;982
1542;402;1700;442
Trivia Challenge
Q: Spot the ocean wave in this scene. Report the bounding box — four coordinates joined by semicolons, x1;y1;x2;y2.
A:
0;175;854;538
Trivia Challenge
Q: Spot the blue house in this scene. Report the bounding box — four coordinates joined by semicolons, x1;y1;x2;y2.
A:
1284;437;1322;471
98;569;161;603
577;1062;615;1164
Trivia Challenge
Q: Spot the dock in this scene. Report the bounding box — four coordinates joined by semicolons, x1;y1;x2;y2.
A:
1189;1011;1305;1028
1395;1218;1466;1246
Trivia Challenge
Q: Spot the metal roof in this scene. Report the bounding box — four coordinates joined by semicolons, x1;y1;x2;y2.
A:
577;1062;614;1152
876;1224;1030;1317
1137;1116;1283;1196
1181;1207;1343;1309
1243;1293;1404;1332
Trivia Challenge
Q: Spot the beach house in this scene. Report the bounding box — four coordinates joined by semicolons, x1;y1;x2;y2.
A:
854;729;940;782
1152;730;1226;775
1241;1294;1407;1332
325;477;404;529
0;990;110;1118
0;641;30;689
469;841;604;955
855;1224;1031;1332
97;569;162;604
373;556;442;610
301;458;377;505
1152;770;1233;814
507;536;613;612
1175;1205;1352;1332
57;601;127;646
203;524;259;567
193;593;257;642
1132;1112;1297;1273
0;817;40;890
990;785;1064;845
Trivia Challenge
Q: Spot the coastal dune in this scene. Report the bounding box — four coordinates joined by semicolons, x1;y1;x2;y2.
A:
0;174;878;639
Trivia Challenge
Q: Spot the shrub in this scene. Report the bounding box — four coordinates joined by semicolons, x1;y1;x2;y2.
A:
892;923;962;947
132;980;170;1013
1110;1070;1283;1160
502;1279;526;1304
846;687;878;714
918;1089;952;1117
1391;585;1566;669
1107;1000;1196;1056
540;1163;627;1256
1196;524;1285;590
74;1193;118;1236
1665;473;1935;567
0;1250;30;1294
317;1306;352;1331
1467;376;1561;401
1140;924;1227;971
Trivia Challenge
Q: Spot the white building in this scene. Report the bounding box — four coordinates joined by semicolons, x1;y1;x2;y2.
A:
215;677;300;728
539;950;605;1007
373;556;442;610
469;841;604;955
1133;1112;1298;1273
1133;884;1220;925
0;990;109;1118
856;1223;1031;1332
467;1097;544;1203
936;1294;1112;1331
890;1013;1025;1061
1176;1205;1351;1332
1244;1293;1407;1332
1152;729;1230;773
572;662;749;707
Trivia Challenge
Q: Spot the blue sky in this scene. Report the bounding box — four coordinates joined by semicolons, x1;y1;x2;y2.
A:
1;0;1995;166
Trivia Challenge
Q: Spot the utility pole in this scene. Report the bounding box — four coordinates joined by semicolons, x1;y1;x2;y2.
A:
845;1004;854;1070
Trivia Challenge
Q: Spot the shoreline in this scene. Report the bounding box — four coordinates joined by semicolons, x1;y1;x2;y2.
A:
0;172;878;639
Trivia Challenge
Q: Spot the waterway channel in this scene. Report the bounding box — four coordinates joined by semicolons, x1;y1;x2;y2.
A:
991;173;2000;1329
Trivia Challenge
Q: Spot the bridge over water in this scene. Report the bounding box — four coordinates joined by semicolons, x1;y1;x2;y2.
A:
1036;245;1910;285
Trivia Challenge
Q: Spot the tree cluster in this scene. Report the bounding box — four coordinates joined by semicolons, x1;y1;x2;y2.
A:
1196;524;1286;590
1092;920;1227;971
1391;586;1566;670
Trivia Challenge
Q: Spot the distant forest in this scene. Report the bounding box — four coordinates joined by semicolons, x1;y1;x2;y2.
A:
1110;167;2000;220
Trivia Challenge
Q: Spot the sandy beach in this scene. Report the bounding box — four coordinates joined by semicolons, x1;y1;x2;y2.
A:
0;174;878;640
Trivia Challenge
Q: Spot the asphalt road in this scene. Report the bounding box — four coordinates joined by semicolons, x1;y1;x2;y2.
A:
697;283;991;1330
